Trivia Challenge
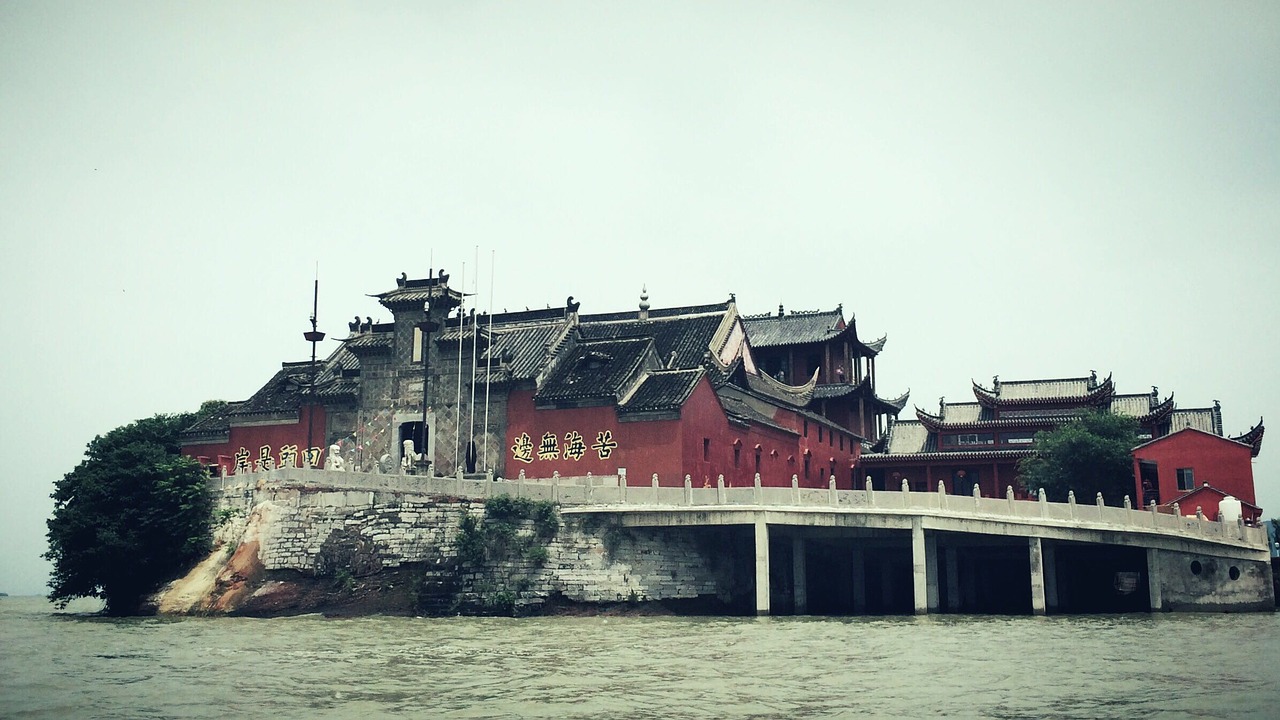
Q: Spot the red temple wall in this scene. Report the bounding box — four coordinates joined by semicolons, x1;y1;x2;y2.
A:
183;406;328;475
1132;429;1256;507
503;379;860;488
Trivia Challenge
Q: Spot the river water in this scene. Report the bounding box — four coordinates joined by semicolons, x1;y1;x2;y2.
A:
2;597;1278;719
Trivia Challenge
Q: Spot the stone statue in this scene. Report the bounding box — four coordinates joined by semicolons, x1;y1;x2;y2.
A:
402;439;423;472
324;444;345;471
378;454;394;474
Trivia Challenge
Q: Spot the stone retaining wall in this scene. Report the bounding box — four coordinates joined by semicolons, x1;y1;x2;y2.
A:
237;487;741;613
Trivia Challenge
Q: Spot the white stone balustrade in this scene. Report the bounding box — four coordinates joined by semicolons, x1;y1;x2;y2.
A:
209;467;1267;549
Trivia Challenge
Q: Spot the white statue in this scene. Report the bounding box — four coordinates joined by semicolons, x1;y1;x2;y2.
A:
324;444;345;471
378;454;394;474
402;439;423;472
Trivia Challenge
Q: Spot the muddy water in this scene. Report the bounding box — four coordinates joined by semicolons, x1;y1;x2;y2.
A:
2;597;1278;719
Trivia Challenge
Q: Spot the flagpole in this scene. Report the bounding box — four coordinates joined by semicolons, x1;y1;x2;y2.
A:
483;249;495;472
455;261;465;474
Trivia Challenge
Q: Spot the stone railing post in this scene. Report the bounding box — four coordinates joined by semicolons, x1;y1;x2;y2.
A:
865;476;875;507
619;470;627;505
1196;506;1205;534
829;475;837;506
753;472;762;504
717;474;726;505
552;473;560;503
791;474;799;505
684;474;692;505
972;482;981;510
936;480;946;511
517;472;526;499
1038;488;1048;518
1067;490;1076;519
652;473;660;504
1096;492;1105;522
1123;495;1132;510
1006;485;1016;514
1237;516;1246;541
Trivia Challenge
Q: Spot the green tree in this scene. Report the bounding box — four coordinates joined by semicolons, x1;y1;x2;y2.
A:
45;412;213;614
1017;411;1141;506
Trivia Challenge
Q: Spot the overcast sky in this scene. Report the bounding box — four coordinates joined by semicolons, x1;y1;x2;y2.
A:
2;1;1277;595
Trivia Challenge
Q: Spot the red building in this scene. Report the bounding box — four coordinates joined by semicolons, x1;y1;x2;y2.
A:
182;275;907;488
859;373;1265;513
1133;426;1264;521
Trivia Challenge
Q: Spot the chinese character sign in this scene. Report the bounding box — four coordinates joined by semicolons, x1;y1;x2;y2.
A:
563;431;587;461
256;445;275;471
278;444;299;469
591;430;618;460
511;432;534;464
234;447;251;474
510;428;620;464
537;432;560;461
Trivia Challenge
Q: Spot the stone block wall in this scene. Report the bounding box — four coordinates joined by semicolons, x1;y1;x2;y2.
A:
238;489;738;612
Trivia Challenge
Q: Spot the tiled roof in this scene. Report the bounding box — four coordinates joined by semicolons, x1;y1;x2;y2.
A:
882;420;932;454
371;275;464;310
180;401;244;439
861;335;887;354
581;302;729;323
1230;421;1265;458
973;374;1114;406
741;309;845;348
346;331;394;352
1109;394;1151;417
744;367;817;408
620;369;704;414
578;313;725;370
1169;408;1216;434
534;338;655;406
486;322;568;380
715;385;799;436
812;380;867;400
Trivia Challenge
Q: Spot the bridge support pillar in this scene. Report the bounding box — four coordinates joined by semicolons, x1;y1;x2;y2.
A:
1029;537;1047;615
1044;542;1058;612
945;547;960;612
755;516;770;616
851;545;866;613
912;517;928;615
925;534;939;612
1146;548;1163;612
792;536;808;615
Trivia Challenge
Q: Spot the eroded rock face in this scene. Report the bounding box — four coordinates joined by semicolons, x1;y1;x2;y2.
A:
315;528;382;578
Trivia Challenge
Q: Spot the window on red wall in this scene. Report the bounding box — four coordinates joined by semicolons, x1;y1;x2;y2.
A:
1177;468;1194;491
703;438;710;461
804;454;810;479
733;444;740;468
754;448;761;473
818;426;823;443
839;434;844;451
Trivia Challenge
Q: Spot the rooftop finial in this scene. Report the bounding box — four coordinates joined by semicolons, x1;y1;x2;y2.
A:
639;286;650;320
778;303;784;317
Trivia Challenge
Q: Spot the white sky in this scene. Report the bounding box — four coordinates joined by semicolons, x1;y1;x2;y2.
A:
2;1;1277;595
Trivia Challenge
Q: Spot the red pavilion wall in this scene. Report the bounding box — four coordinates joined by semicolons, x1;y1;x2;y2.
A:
1132;430;1257;507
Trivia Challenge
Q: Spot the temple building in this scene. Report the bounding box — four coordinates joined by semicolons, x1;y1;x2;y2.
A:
858;373;1265;517
182;274;908;488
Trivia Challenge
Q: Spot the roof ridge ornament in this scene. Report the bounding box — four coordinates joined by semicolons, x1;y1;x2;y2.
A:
639;286;650;321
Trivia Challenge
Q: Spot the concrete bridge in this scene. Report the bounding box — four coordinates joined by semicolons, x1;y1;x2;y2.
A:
211;468;1274;614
